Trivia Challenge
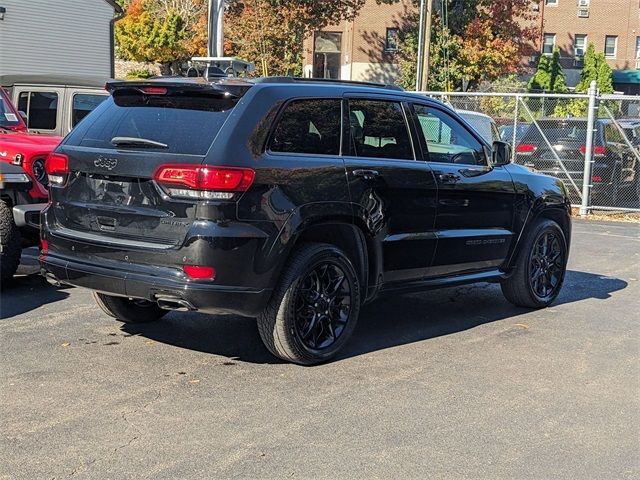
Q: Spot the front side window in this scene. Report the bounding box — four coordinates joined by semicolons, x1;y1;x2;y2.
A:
543;34;556;55
605;35;617;58
18;91;58;130
72;93;108;126
347;99;414;160
270;99;341;155
414;105;487;165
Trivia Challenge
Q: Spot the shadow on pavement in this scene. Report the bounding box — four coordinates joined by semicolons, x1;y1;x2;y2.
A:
119;269;627;364
0;273;71;319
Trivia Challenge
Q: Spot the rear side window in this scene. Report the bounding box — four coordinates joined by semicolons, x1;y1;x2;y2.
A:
347;99;414;160
18;91;58;130
270;99;341;155
72;93;108;126
66;91;238;155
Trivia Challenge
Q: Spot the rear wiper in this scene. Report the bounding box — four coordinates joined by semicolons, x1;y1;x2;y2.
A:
111;136;168;149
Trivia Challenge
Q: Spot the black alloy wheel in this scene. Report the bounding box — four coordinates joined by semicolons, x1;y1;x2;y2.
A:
294;261;352;350
529;230;565;300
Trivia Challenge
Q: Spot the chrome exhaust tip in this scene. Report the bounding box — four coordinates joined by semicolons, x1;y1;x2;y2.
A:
155;295;196;312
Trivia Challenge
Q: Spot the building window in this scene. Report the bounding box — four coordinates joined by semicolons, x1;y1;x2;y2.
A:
636;36;640;59
313;32;342;79
545;0;558;5
574;34;587;57
542;34;555;55
604;35;617;58
385;28;399;52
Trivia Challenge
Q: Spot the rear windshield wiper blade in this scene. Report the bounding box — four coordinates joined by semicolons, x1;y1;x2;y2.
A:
111;136;168;149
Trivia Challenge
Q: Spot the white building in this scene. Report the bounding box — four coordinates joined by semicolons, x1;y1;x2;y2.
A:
0;0;123;78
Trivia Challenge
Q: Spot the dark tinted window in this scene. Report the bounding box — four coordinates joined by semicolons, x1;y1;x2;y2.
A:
66;91;237;155
72;93;108;126
414;105;486;165
18;91;58;130
270;99;341;155
348;100;414;160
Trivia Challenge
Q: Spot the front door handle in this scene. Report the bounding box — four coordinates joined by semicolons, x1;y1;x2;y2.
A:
352;169;380;181
437;172;460;184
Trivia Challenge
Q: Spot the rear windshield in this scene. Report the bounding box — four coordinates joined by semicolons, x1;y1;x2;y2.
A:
0;90;21;127
65;91;237;155
523;122;594;143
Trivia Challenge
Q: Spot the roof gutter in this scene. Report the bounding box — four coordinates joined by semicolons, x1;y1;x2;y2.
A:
108;2;126;79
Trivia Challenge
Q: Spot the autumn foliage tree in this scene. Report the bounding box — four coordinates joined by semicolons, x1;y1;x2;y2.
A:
115;0;208;75
396;0;538;90
224;0;368;76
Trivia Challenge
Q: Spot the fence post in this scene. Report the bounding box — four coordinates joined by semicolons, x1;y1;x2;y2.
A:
511;95;520;162
580;80;598;216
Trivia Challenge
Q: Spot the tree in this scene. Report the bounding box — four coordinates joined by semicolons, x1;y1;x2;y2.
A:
115;0;207;75
575;43;613;93
528;47;567;93
528;54;550;92
225;0;368;76
395;0;538;90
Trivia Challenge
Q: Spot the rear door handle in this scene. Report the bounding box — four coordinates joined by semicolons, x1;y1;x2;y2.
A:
352;169;380;181
437;172;460;184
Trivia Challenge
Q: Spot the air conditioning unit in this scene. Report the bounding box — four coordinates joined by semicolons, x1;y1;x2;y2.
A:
574;48;584;57
577;8;589;17
578;0;589;7
574;58;584;67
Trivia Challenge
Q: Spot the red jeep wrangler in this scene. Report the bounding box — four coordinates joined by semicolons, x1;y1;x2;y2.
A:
1;86;59;284
0;86;61;201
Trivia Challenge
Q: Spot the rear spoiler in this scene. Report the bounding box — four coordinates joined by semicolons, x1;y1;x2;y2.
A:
105;80;252;99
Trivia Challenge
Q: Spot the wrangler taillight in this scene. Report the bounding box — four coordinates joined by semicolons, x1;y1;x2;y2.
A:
516;144;537;155
153;164;255;200
45;153;69;185
579;145;607;156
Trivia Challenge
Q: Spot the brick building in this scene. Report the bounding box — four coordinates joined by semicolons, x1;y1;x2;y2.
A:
532;0;640;93
302;0;414;84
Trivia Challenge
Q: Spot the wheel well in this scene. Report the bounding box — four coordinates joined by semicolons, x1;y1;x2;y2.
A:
537;208;571;246
296;222;371;295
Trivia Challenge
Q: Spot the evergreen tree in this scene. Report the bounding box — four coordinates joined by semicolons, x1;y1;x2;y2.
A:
575;43;614;93
528;55;550;92
548;47;568;93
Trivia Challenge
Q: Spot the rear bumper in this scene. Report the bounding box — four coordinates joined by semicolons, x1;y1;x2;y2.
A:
40;252;272;317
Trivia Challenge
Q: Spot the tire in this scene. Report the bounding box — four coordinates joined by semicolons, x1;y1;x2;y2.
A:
93;292;167;323
0;200;22;286
501;218;568;309
257;243;361;365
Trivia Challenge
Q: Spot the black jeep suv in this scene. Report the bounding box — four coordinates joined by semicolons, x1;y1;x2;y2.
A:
40;77;571;364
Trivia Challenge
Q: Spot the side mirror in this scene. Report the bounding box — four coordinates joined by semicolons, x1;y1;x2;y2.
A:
492;141;511;166
18;110;28;122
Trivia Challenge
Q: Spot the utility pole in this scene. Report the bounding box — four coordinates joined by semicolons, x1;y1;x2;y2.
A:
208;0;225;57
415;0;433;91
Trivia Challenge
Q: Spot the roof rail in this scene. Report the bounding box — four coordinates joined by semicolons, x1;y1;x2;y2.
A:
254;76;404;91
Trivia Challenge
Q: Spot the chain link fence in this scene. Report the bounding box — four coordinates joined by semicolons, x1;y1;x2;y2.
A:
418;86;640;213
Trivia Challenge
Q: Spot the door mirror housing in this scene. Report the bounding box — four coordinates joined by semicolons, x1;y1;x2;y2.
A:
18;110;28;122
492;141;511;166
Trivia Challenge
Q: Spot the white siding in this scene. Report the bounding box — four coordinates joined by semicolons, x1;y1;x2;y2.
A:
0;0;115;77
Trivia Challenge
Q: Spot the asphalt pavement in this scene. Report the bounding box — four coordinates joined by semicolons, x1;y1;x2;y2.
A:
1;220;639;479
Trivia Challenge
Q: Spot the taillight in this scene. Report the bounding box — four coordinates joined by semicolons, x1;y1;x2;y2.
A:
579;145;607;157
183;265;216;280
516;144;537;155
154;164;255;200
40;239;49;255
592;175;603;183
45;153;69;185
